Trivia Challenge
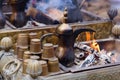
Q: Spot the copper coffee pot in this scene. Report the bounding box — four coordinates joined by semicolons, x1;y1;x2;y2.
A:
0;0;6;29
40;8;95;67
9;0;29;28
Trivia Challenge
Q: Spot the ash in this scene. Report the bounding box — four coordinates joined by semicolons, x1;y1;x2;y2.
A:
74;43;118;68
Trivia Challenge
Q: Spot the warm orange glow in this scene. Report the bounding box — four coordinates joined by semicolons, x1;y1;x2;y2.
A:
86;32;95;41
86;32;100;52
92;32;95;39
86;32;91;41
90;39;101;52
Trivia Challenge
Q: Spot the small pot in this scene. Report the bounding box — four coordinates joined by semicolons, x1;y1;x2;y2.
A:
42;43;55;58
0;37;14;72
17;33;29;47
26;60;42;79
30;39;41;54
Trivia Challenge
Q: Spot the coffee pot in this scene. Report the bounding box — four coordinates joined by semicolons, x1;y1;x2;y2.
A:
0;0;6;29
0;37;14;72
9;0;29;28
40;8;95;67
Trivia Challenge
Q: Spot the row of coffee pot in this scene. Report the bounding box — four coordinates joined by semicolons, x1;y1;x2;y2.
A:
15;33;60;77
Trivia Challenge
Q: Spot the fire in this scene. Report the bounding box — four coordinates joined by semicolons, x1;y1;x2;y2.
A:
90;39;100;52
86;32;100;52
86;32;91;41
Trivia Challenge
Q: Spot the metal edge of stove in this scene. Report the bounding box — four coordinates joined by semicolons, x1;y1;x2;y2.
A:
67;38;118;73
0;19;113;44
80;38;115;44
40;64;120;80
0;19;112;34
51;38;118;73
70;62;120;73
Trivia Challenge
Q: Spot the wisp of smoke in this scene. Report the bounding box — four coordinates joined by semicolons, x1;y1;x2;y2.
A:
28;0;76;13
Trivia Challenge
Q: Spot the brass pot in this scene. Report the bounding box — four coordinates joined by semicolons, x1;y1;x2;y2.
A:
17;33;29;48
42;43;55;58
0;51;14;72
48;58;60;72
26;60;42;79
0;37;13;52
112;24;120;38
23;59;31;74
39;60;48;76
23;51;31;60
30;39;41;54
40;8;95;67
2;59;21;77
0;37;15;72
17;47;28;60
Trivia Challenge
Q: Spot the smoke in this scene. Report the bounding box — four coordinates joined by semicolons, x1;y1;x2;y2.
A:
28;0;76;13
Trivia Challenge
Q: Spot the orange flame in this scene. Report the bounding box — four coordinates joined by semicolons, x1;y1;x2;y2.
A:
90;39;100;52
86;32;91;41
86;32;100;52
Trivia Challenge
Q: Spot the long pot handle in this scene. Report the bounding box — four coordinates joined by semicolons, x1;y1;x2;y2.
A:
40;33;57;49
2;59;21;77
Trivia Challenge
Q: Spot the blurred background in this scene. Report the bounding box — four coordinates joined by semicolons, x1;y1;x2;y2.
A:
27;0;120;23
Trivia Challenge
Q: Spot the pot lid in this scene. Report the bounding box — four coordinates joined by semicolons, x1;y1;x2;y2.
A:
56;7;73;35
